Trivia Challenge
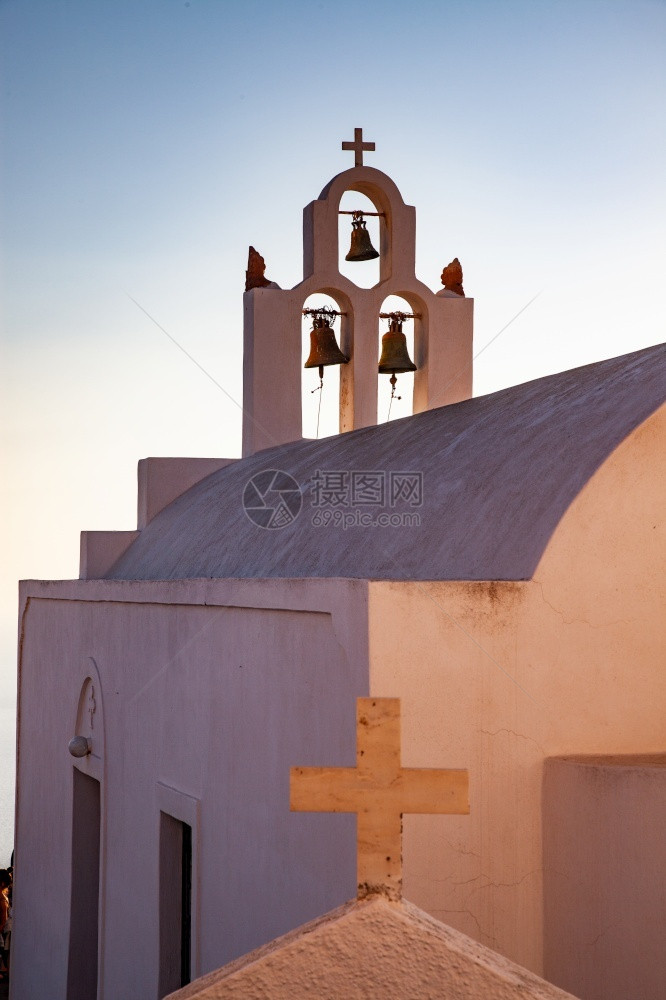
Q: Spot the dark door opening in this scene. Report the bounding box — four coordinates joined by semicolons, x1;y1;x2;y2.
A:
158;813;192;997
180;823;192;986
66;769;100;1000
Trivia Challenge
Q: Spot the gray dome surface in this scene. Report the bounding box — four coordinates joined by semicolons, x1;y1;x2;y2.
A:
108;345;665;582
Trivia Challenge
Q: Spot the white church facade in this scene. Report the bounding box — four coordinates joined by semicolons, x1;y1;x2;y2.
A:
12;131;666;1000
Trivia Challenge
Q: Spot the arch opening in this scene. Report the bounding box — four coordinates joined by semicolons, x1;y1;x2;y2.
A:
301;292;347;439
338;190;380;289
378;294;416;423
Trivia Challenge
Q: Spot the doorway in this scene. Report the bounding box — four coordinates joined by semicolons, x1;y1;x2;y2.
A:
66;769;100;1000
158;813;192;997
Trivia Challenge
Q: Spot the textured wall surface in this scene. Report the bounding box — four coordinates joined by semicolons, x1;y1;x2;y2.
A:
167;896;578;999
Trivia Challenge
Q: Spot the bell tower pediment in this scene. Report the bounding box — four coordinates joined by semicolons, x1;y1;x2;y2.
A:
305;165;416;286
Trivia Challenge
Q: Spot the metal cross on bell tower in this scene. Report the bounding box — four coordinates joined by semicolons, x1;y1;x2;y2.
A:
342;127;376;166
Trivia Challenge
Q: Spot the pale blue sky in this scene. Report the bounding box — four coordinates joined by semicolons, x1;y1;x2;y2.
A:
1;0;665;863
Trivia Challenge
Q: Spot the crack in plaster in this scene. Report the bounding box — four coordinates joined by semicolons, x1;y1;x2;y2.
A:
432;869;542;894
436;907;485;940
433;840;482;860
584;917;623;948
471;870;541;893
479;727;546;753
533;580;633;629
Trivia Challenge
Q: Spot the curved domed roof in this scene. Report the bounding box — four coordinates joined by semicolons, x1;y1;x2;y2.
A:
108;345;665;582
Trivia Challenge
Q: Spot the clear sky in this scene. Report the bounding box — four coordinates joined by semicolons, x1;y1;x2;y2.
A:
1;0;665;864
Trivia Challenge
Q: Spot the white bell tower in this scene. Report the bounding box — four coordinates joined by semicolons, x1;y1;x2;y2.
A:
242;129;473;457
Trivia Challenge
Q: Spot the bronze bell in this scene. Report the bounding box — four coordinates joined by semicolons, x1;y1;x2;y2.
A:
378;318;417;374
304;316;349;372
345;213;379;262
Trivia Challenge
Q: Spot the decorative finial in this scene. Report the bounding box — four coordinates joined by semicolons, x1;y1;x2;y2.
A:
441;257;465;296
245;246;273;292
291;697;469;900
342;127;375;167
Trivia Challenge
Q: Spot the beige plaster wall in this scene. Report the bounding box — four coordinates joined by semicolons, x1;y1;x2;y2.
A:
367;403;665;977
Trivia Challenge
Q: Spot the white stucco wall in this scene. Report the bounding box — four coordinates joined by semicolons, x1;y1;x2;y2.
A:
13;579;369;1000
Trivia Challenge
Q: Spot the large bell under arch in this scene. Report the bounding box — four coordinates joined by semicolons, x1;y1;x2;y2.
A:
377;295;417;422
337;190;380;290
301;292;347;439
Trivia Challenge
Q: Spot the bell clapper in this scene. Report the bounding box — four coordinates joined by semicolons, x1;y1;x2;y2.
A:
387;372;402;422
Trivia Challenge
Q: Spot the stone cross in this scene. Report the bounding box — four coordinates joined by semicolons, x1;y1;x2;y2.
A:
290;697;469;899
342;127;375;166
